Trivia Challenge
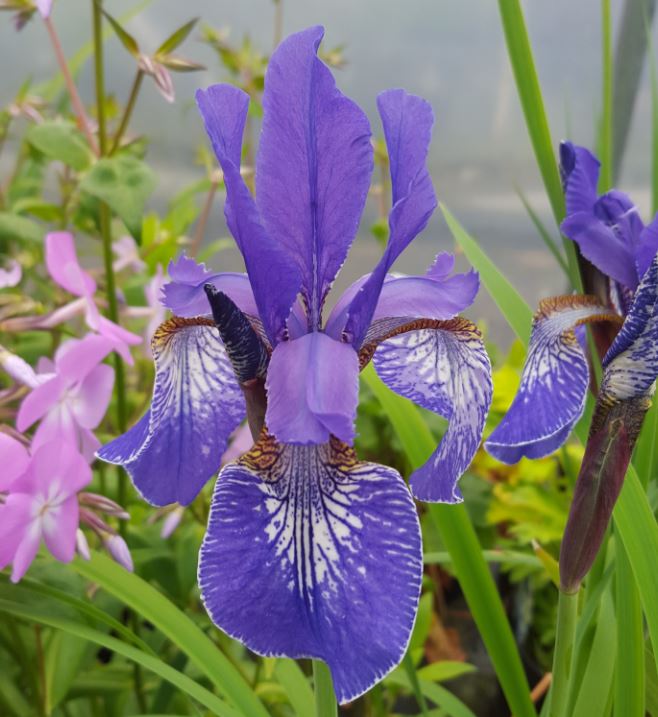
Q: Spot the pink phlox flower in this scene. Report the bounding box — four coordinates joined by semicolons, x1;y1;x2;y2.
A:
0;260;21;289
16;334;116;461
0;440;91;582
113;236;146;274
45;232;142;363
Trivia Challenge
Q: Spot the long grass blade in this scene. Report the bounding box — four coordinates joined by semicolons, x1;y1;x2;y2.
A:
516;188;569;276
598;0;614;192
442;203;533;344
614;540;645;717
0;598;239;717
496;0;582;290
70;552;270;717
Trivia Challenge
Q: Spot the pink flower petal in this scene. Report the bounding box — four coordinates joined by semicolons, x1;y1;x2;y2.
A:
42;495;79;563
10;524;41;583
0;495;32;573
24;441;91;498
69;363;114;429
0;433;30;491
31;404;79;454
55;334;114;385
16;375;64;432
45;232;96;298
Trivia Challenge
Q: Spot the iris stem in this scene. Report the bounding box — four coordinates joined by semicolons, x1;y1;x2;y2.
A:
402;653;429;717
549;590;578;717
44;16;99;155
110;69;144;155
312;660;337;717
190;176;219;258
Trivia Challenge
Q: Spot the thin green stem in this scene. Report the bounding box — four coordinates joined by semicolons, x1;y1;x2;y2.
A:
44;16;99;155
110;69;144;155
92;0;128;505
402;653;429;717
549;590;578;717
313;660;337;717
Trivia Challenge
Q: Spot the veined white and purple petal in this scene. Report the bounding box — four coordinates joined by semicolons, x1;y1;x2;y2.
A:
198;436;422;704
196;85;302;345
98;318;245;505
256;25;373;326
600;254;658;402
344;89;437;348
161;255;258;318
372;318;492;502
486;296;621;464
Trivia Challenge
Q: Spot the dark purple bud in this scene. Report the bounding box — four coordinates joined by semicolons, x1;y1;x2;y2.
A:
204;284;269;440
559;394;650;593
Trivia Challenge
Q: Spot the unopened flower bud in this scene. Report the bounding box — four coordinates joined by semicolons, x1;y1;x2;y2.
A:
104;534;134;572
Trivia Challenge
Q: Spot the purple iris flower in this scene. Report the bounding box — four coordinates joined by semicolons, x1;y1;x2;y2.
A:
99;26;492;702
560;142;658;295
486;141;658;465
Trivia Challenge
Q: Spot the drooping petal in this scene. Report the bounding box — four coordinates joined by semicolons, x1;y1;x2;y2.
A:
161;255;258;318
637;215;658;280
266;332;359;445
97;318;245;505
600;254;658;402
325;253;478;340
0;433;30;491
256;25;373;326
198;435;422;704
560;141;600;215
372;318;492;502
196;85;302;345
485;296;622;464
45;232;96;297
344;89;437;347
560;211;639;289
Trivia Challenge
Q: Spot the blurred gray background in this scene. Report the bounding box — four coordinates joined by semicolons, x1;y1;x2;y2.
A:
0;0;654;341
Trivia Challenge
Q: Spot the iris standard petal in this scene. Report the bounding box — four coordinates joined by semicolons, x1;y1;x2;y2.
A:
485;296;622;464
372;318;492;502
266;332;359;445
560;210;639;289
97;318;245;505
196;85;302;345
344;89;437;347
198;435;422;704
637;215;658;280
256;25;373;327
560;141;600;215
161;255;259;318
600;254;658;401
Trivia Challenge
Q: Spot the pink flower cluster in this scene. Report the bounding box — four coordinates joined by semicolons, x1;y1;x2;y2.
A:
0;232;142;581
